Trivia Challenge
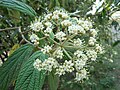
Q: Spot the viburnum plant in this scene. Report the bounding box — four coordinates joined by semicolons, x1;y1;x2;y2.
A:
0;0;119;90
29;9;104;82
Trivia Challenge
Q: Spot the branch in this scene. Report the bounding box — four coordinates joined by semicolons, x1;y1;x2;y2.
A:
18;27;42;49
0;27;19;32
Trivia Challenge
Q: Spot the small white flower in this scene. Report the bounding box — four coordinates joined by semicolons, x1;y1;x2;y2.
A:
90;29;97;37
56;65;66;76
68;25;85;34
86;50;97;61
68;25;78;34
30;34;39;43
44;27;52;35
61;20;72;27
30;22;44;32
44;22;52;27
55;31;66;41
74;59;86;70
74;50;84;58
60;12;69;19
88;37;96;46
73;38;82;46
41;45;52;54
75;68;87;81
44;13;52;20
33;59;42;71
53;10;61;15
95;44;104;53
55;47;63;59
42;57;58;72
74;50;88;61
63;60;74;72
82;21;93;30
52;14;59;20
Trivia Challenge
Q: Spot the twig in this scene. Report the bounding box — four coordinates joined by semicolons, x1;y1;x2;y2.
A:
19;27;32;44
49;37;60;46
0;27;19;32
63;48;72;60
18;27;42;49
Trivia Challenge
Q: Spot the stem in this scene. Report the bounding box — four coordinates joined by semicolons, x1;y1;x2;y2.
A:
19;27;32;44
62;48;72;60
61;34;76;46
49;37;60;46
19;27;42;49
0;27;19;32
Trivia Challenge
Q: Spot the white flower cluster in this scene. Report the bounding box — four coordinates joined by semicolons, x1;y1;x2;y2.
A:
30;33;39;45
73;38;82;46
75;68;87;81
68;25;85;34
41;45;52;54
30;9;104;82
86;50;97;61
30;21;44;32
34;57;58;72
88;37;96;46
61;20;72;27
55;31;66;41
54;47;63;59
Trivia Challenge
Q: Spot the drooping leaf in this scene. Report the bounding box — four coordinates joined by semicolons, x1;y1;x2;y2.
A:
15;51;48;90
0;0;37;16
0;44;34;90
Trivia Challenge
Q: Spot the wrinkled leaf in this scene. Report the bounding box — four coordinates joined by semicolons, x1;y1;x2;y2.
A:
15;51;47;90
0;0;37;16
0;44;34;90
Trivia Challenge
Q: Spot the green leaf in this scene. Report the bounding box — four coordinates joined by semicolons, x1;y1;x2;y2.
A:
0;44;34;90
8;9;21;24
112;40;120;47
15;51;47;90
48;71;59;90
0;0;37;16
49;32;55;45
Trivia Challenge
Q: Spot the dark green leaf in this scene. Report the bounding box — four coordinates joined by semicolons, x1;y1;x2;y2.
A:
0;44;34;90
112;40;120;47
49;32;55;45
0;0;37;16
15;51;47;90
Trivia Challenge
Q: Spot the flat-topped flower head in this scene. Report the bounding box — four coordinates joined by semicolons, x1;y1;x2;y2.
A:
30;9;104;82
